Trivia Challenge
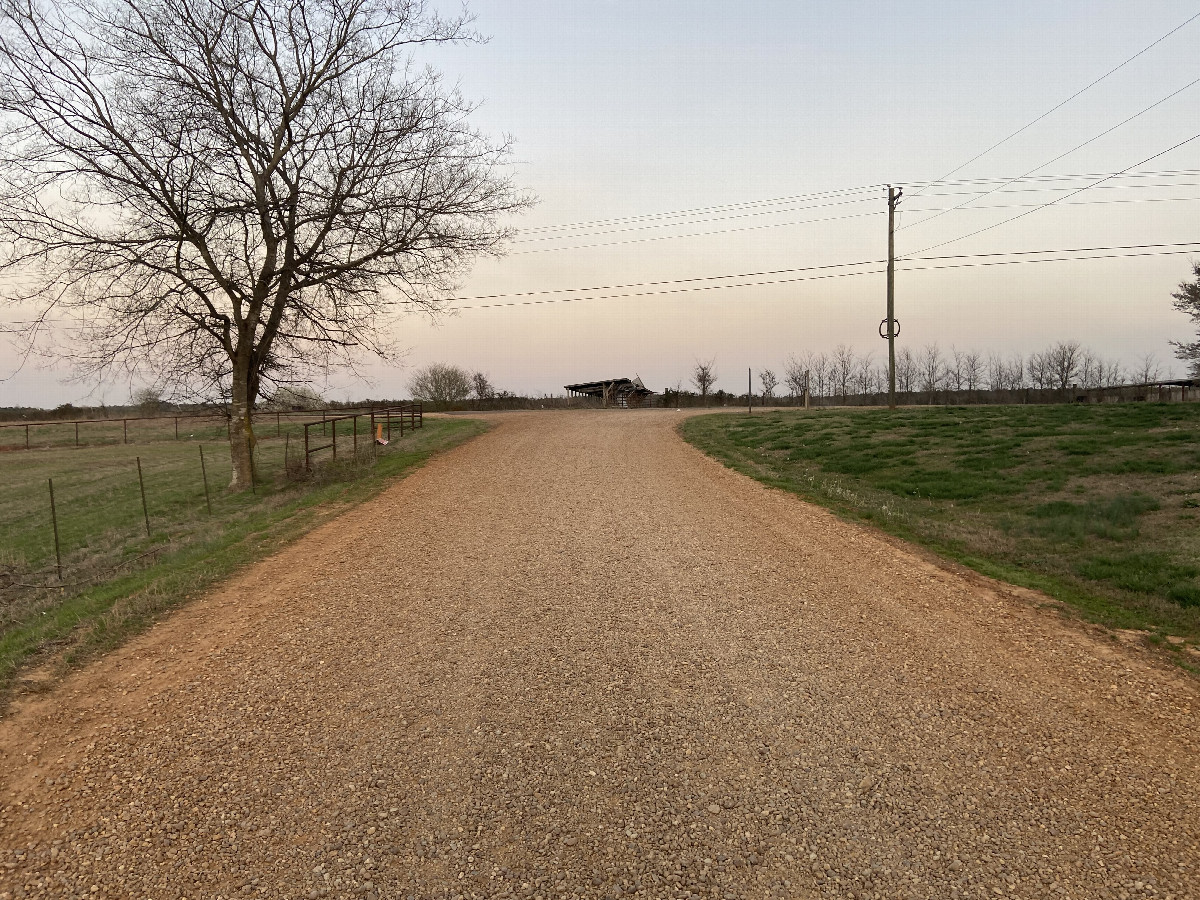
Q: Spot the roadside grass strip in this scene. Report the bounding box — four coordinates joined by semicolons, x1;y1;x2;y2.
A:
682;404;1200;654
0;417;487;699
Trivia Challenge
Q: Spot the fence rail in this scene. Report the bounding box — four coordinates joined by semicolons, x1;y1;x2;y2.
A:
302;404;423;470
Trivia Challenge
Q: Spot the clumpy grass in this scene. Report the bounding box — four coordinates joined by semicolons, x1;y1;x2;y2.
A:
681;404;1200;646
0;417;487;701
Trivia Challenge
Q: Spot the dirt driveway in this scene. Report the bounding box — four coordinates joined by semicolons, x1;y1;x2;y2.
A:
2;410;1197;900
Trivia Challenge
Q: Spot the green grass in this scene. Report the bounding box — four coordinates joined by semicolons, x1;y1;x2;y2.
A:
0;417;486;700
681;404;1200;647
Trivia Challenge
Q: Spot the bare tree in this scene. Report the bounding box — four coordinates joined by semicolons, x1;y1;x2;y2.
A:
0;0;527;488
811;352;830;400
962;350;984;390
986;352;1006;391
132;387;167;413
783;353;810;399
919;344;944;395
1047;341;1083;389
759;368;778;401
831;344;855;403
1171;262;1200;378
691;358;717;405
1027;349;1055;389
1134;352;1162;385
853;351;876;396
896;346;917;393
1003;354;1026;390
946;347;967;391
409;363;472;403
264;384;324;410
471;371;495;400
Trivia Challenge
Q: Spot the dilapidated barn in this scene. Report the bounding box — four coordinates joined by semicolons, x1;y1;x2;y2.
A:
565;377;655;408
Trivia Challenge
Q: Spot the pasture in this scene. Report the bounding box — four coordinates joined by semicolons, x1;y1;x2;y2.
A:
0;416;486;696
683;403;1200;654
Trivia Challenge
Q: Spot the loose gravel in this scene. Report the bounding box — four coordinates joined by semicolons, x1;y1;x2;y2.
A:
1;410;1198;900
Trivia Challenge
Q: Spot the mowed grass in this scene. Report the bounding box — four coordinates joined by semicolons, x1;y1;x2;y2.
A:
0;416;486;700
682;404;1200;652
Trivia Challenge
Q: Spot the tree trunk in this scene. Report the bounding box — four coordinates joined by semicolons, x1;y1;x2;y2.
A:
229;363;257;490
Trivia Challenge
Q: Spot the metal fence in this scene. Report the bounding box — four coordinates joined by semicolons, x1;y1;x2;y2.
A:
301;404;423;470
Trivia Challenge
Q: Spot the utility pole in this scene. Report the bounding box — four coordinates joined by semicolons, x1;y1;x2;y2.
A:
884;185;903;409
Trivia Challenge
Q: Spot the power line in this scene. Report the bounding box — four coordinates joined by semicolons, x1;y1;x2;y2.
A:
516;184;884;236
514;169;1200;245
448;242;1200;310
900;75;1200;232
513;178;1200;248
907;9;1200;198
509;192;1200;256
902;131;1200;257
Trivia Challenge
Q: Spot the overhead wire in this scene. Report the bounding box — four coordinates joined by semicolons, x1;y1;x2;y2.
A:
448;242;1200;310
899;74;1200;232
901;131;1200;257
906;9;1200;198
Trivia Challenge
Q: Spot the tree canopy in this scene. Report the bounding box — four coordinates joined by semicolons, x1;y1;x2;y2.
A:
0;0;527;486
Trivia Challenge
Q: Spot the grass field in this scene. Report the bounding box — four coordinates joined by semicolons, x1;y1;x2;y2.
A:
682;403;1200;656
0;416;486;699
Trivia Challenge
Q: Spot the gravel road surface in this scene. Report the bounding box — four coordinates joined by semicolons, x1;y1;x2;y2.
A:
2;410;1198;900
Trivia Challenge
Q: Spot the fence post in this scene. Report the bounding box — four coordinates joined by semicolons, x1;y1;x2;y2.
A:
304;423;310;471
353;415;358;455
277;411;281;437
136;457;150;536
75;422;80;446
332;417;337;460
48;477;63;582
124;419;128;444
175;417;179;440
25;423;30;449
199;445;212;514
284;433;290;477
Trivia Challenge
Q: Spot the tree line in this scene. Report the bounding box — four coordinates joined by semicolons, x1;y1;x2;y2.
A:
684;342;1170;405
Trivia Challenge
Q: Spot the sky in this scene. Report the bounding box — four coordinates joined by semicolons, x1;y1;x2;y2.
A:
3;0;1199;404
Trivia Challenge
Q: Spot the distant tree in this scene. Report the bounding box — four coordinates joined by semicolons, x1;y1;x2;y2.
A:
472;372;495;400
783;354;809;398
1047;341;1083;389
811;352;830;400
896;346;917;393
1027;348;1054;389
409;363;473;403
1003;354;1026;390
265;385;324;410
946;347;967;391
1171;262;1200;378
919;344;944;394
759;369;778;400
1134;352;1162;385
691;359;717;405
962;350;984;390
986;352;1006;391
831;345;855;403
132;387;167;414
853;351;875;395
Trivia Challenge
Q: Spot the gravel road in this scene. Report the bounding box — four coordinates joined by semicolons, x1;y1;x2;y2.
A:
2;410;1198;900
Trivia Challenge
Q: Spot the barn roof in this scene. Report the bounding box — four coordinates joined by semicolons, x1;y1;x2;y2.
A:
564;376;654;397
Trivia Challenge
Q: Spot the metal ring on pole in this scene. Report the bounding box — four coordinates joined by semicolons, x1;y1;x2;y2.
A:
878;317;901;340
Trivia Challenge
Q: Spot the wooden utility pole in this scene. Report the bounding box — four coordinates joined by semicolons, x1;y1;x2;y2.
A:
885;185;903;409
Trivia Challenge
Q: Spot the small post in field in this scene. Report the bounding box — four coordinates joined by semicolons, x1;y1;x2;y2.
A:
25;423;30;449
175;416;179;440
284;433;290;476
199;445;212;514
123;419;128;444
75;421;80;446
748;368;752;415
277;411;281;436
136;456;150;536
48;477;63;581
